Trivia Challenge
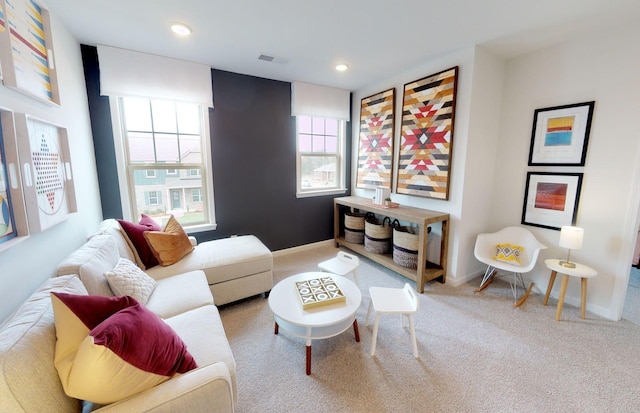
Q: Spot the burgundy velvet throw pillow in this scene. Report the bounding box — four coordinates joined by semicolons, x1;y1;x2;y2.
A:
118;214;162;269
51;291;198;404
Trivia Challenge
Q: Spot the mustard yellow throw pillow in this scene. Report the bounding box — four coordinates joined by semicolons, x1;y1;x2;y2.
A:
493;243;524;266
143;215;194;266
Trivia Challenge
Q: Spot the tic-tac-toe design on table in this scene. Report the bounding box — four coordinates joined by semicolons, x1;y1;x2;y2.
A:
295;276;346;310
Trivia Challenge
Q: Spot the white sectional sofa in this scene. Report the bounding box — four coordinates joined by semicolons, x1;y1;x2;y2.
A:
0;219;274;412
90;219;274;306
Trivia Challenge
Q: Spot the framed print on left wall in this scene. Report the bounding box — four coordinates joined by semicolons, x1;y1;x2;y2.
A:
521;172;583;231
0;0;60;105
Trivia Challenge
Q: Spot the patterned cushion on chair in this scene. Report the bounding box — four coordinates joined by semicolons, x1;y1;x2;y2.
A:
493;243;524;265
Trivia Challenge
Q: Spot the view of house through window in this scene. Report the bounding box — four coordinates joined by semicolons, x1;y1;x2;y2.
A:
296;116;345;196
118;97;213;228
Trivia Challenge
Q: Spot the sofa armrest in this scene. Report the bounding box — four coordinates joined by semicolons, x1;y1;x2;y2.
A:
93;363;234;413
189;236;198;247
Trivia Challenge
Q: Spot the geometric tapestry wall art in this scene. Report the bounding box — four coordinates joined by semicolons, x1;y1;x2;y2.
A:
396;66;458;200
356;88;395;189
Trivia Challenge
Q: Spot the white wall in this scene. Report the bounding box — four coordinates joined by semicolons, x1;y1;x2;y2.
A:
492;22;640;320
0;14;102;322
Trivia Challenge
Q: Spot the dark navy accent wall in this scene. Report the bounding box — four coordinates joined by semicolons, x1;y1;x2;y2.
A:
81;46;351;251
81;45;123;219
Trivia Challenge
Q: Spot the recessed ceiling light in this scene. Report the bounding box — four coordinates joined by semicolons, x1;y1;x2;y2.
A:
335;63;349;72
171;22;192;37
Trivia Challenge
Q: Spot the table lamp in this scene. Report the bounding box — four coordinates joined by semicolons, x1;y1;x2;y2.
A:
558;226;583;268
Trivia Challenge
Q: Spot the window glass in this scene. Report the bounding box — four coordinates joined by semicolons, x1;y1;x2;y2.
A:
296;116;346;196
116;97;214;229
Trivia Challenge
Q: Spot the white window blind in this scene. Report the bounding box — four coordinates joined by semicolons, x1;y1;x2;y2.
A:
97;45;213;107
291;81;350;121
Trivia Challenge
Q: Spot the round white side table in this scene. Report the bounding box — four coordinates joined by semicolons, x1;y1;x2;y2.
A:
543;258;597;321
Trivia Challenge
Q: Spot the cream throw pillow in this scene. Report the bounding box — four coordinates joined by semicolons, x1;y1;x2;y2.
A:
104;258;157;304
143;215;194;266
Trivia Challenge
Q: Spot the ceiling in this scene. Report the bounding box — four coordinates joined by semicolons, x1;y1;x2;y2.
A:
44;0;640;91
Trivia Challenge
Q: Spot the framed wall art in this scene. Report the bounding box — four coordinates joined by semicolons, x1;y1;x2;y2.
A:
396;66;458;200
0;0;60;105
521;172;583;230
356;88;395;189
528;101;594;166
15;113;76;232
0;108;29;252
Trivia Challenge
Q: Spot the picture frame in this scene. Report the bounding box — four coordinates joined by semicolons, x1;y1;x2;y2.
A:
356;88;395;190
528;101;594;166
0;0;60;105
0;108;29;252
521;172;583;231
396;66;458;200
14;113;76;233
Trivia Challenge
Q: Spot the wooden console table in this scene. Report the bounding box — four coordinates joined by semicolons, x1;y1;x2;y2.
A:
333;196;449;293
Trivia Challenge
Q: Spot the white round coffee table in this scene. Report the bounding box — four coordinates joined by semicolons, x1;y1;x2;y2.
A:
268;272;362;375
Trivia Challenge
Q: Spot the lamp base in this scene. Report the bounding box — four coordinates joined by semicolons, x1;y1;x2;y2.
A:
559;260;576;268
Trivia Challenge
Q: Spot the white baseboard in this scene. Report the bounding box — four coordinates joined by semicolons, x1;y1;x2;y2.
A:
272;239;335;257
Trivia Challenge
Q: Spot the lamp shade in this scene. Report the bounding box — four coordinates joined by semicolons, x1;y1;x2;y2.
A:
559;226;584;250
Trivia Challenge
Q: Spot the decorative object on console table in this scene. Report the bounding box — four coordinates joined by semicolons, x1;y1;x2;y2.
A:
528;101;595;166
397;66;458;200
356;88;395;190
558;226;584;268
14;113;77;232
295;276;346;310
521;172;583;231
0;0;60;105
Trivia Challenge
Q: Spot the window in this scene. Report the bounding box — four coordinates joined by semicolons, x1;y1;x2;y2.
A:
192;188;202;202
145;190;160;206
296;116;346;197
110;97;216;231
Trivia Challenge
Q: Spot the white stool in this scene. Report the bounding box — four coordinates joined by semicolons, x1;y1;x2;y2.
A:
318;251;360;286
366;283;419;358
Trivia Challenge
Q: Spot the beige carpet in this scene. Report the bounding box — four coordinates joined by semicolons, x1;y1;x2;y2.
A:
219;244;640;413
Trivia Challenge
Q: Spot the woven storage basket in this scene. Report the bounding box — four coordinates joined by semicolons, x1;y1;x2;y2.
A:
393;226;419;269
364;215;392;254
344;211;366;244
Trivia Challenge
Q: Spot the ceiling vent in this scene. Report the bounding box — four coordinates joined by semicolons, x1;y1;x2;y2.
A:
258;53;289;65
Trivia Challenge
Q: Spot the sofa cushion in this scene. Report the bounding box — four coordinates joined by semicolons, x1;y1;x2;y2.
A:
56;234;119;296
144;215;194;266
93;218;137;263
117;216;162;270
0;275;87;413
50;293;197;405
146;235;273;287
164;304;237;403
145;270;214;318
104;258;158;304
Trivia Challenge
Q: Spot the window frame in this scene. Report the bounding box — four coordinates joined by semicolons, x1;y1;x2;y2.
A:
108;96;217;232
295;116;347;198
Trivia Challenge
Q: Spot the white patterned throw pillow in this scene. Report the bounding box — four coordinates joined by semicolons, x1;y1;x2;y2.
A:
104;258;158;304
